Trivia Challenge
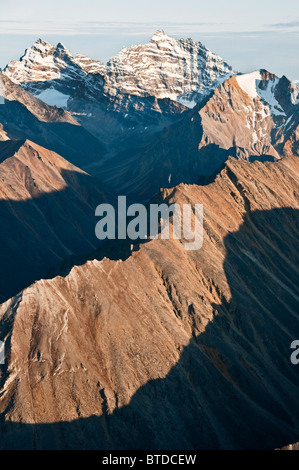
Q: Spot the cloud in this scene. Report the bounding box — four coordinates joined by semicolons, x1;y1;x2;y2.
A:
0;20;298;38
267;19;299;29
0;20;235;36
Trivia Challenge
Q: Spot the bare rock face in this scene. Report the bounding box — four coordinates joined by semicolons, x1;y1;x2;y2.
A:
2;33;233;149
198;71;299;159
104;30;234;106
3;39;106;94
0;124;9;141
1;73;78;125
99;70;299;201
0;156;298;450
4;33;234;108
0;139;110;301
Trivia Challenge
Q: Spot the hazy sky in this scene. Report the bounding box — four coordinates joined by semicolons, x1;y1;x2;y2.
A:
0;0;298;79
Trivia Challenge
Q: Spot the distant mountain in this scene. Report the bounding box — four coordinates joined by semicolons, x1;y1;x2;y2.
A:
3;38;106;98
3;33;234;149
0;155;298;450
97;69;299;200
4;32;234;107
0;139;110;301
104;30;235;106
2;37;298;201
0;31;299;452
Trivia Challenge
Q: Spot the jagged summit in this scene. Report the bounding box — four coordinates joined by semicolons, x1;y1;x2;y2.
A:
31;38;53;49
4;31;235;107
234;69;299;112
56;42;71;54
0;152;298;449
151;29;170;41
3;38;105;100
3;35;298;172
25;38;55;57
104;31;235;105
34;38;51;46
7;32;298;116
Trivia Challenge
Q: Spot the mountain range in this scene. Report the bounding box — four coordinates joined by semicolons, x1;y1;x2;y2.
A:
3;33;298;199
0;31;298;450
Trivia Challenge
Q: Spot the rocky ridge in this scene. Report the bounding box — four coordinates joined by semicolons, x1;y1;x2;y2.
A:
0;155;298;449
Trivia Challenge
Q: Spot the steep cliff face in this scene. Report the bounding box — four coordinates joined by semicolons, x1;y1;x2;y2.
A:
104;30;234;106
3;39;105;95
0;139;110;301
4;32;234;108
3;33;233;149
198;70;299;159
0;155;298;450
98;70;299;201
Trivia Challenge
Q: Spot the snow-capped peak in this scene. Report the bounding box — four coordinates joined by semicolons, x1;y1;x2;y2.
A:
4;39;84;85
235;69;299;118
151;29;171;42
236;71;262;99
4;31;235;108
55;42;72;55
104;31;235;105
25;38;56;59
32;38;53;50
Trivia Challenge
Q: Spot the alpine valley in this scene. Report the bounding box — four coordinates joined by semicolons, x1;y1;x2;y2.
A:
0;30;298;450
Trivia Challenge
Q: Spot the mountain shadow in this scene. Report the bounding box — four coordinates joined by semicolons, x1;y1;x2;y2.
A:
0;207;298;450
97;107;278;202
0;99;105;169
0;166;114;302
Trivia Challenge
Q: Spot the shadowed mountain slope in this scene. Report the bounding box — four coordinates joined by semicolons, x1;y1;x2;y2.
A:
0;156;298;449
0;74;105;169
0;139;111;301
2;33;234;153
97;71;299;201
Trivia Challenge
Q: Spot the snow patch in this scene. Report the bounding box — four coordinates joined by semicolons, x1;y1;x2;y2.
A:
236;71;261;99
237;72;286;117
177;95;197;109
36;88;70;108
258;80;285;116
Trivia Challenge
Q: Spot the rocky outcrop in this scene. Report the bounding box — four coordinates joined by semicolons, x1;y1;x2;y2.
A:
98;70;298;200
0;155;298;449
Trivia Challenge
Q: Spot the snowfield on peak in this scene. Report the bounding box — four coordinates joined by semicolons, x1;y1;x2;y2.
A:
4;31;235;109
35;88;70;108
236;70;298;118
236;71;262;99
104;30;235;106
3;38;105;99
3;32;299;167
